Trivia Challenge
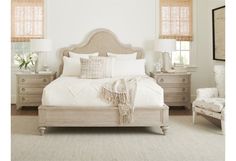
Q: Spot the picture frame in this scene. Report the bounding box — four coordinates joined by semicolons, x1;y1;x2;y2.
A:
212;6;225;61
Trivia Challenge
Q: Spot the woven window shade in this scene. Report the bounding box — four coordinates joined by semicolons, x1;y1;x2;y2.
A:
11;0;44;42
159;0;193;41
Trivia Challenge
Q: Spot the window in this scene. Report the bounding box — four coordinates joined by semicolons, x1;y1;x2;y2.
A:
159;0;192;41
172;41;190;65
11;0;44;42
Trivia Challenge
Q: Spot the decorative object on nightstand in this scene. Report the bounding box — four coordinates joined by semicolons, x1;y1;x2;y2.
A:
16;72;56;110
30;39;52;73
151;72;191;109
154;39;176;73
14;53;38;72
154;62;162;73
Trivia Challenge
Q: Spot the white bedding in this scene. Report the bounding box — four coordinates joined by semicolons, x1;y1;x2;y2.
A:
42;76;164;108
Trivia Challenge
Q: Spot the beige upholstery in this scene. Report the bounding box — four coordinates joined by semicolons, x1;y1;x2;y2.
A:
58;28;144;76
192;65;225;134
193;98;224;112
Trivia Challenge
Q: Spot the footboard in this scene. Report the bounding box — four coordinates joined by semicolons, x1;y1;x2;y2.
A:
38;105;169;135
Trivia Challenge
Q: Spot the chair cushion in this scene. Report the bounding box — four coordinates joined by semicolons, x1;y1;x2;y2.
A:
193;98;225;112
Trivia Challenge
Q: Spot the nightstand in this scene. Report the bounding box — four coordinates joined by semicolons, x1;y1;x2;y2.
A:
16;72;56;109
151;72;191;109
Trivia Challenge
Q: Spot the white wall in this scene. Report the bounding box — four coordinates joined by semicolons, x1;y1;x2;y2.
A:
46;0;156;72
11;0;225;103
191;0;225;100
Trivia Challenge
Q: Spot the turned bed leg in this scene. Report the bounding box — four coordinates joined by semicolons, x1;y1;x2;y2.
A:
161;126;168;135
39;127;46;136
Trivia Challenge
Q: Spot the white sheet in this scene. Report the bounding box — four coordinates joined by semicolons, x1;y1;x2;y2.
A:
42;76;164;108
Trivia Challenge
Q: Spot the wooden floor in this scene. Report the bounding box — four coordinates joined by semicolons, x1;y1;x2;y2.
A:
11;104;220;127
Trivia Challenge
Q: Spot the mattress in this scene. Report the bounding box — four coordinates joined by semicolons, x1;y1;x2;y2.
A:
42;76;164;108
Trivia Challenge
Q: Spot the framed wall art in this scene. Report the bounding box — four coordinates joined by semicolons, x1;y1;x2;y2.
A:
212;6;225;61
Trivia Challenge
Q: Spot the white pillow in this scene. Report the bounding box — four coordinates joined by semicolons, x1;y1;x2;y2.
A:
112;59;146;77
69;52;99;58
107;52;137;60
62;56;81;76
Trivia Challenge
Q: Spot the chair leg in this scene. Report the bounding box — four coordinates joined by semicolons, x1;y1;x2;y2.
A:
192;109;196;124
221;120;225;135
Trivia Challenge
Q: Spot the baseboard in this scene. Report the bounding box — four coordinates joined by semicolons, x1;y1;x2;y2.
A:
11;95;16;104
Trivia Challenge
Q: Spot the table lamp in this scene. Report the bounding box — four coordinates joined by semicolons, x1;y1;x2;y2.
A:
30;39;52;73
154;39;176;72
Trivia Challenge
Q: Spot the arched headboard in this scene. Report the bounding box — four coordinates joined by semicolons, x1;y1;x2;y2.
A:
59;28;144;75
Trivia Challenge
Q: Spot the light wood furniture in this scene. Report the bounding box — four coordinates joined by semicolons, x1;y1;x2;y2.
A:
16;72;56;110
151;72;191;109
38;29;169;135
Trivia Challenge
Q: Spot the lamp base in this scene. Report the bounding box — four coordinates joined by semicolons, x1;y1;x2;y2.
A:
34;53;45;73
162;52;173;72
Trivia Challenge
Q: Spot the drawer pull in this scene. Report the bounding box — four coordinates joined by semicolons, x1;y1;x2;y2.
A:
182;78;186;82
182;97;186;101
182;88;186;92
43;79;47;82
21;79;25;82
159;78;164;82
21;88;25;91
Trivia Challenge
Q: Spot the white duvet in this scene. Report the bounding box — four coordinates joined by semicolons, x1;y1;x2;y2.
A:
42;76;164;108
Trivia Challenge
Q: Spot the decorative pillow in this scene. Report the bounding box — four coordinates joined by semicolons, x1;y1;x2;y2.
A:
89;56;114;77
80;58;107;79
107;52;137;60
112;59;146;77
69;52;99;58
61;56;81;76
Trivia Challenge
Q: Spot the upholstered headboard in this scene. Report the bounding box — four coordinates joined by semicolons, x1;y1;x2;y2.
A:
58;28;144;75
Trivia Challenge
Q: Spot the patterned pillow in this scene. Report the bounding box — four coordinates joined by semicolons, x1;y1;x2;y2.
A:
89;56;114;77
80;58;107;79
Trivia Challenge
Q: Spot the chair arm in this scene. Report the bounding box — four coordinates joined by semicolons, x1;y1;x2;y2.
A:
196;88;219;100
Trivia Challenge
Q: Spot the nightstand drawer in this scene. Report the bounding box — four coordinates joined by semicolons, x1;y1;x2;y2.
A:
19;95;42;104
19;77;51;85
19;87;44;95
156;76;189;84
164;94;189;103
164;87;189;93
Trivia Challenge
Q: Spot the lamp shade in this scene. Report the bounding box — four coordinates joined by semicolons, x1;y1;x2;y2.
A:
154;39;176;52
30;39;52;52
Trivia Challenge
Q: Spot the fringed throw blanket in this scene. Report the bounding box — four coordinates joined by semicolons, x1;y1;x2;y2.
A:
101;77;138;124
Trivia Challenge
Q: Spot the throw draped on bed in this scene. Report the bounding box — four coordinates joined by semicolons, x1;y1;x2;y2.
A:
101;77;138;124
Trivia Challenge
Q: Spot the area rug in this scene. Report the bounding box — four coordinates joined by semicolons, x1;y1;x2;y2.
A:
11;116;224;161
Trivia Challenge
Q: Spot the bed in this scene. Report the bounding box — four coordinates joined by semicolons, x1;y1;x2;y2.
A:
38;29;169;135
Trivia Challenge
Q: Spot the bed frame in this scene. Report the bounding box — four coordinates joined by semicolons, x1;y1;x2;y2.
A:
38;29;169;135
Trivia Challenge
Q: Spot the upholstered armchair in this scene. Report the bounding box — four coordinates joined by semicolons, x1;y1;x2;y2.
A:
192;65;225;134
